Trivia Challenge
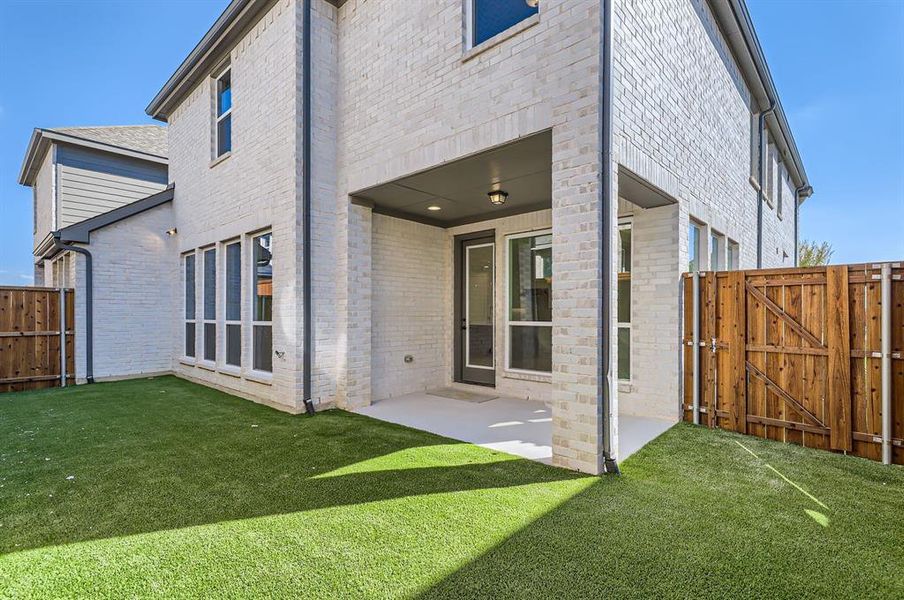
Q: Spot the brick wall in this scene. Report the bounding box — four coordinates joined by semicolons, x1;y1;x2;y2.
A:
611;0;798;424
371;214;446;400
334;0;608;473
69;203;176;381
166;0;302;410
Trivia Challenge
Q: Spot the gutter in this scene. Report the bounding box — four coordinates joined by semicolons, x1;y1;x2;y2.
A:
301;0;315;416
52;237;94;384
599;0;619;474
756;100;776;268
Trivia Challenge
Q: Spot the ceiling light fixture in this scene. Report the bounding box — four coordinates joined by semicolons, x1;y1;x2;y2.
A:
427;205;442;211
488;190;508;206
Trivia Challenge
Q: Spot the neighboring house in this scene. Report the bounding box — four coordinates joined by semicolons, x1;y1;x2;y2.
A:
18;125;174;380
19;0;812;474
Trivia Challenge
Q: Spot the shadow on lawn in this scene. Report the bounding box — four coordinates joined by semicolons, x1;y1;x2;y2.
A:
415;424;904;599
0;376;585;554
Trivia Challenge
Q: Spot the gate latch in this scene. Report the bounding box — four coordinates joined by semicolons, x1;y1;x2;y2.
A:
710;338;717;354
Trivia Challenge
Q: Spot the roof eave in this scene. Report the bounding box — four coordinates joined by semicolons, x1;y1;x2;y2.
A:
55;184;175;246
146;0;347;121
145;0;259;122
17;129;47;187
712;0;811;194
19;128;168;188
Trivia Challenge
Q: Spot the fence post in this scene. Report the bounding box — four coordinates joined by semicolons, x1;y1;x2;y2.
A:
59;288;66;388
826;266;852;451
881;263;892;465
727;271;747;433
692;272;700;425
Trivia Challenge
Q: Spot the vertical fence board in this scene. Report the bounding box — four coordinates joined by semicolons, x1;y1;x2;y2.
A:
727;271;747;433
826;266;852;451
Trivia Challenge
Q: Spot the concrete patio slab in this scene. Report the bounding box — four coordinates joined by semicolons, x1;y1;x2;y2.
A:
355;392;675;466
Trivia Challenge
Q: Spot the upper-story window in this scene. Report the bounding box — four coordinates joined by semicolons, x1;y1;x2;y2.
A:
471;0;539;47
215;68;232;157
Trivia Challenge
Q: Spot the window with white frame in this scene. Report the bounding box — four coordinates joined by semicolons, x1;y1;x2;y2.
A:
727;239;740;270
51;253;71;288
710;231;725;271
224;241;241;367
202;247;217;362
184;253;196;358
252;232;273;373
506;230;551;373
765;141;776;208
470;0;538;47
618;221;632;381
777;164;785;218
749;111;760;182
688;221;703;273
215;68;232;158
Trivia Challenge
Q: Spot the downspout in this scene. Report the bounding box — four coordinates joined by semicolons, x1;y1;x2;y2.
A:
793;185;812;267
756;100;776;268
600;0;619;474
52;238;94;384
301;0;315;416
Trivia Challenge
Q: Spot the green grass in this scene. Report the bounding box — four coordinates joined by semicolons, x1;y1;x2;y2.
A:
1;377;901;599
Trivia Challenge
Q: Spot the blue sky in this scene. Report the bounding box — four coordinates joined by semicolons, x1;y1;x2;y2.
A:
1;0;902;285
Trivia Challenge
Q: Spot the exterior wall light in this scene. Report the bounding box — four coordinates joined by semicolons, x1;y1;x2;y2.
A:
525;0;540;7
488;190;508;206
165;228;178;236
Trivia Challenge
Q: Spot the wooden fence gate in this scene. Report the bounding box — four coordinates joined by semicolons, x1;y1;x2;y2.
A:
0;287;75;393
682;264;903;465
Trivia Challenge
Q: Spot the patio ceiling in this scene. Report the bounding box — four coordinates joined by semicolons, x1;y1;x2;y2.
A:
353;131;552;228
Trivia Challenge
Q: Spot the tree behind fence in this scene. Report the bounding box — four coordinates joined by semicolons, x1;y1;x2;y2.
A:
0;287;75;393
682;263;903;465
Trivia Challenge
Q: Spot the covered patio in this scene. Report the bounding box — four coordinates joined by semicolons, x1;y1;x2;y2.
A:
356;390;675;465
343;129;682;473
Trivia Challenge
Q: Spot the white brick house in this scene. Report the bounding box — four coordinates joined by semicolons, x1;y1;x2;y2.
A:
21;0;811;474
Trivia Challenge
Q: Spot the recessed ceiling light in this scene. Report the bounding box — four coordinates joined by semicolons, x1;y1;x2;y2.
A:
427;205;442;211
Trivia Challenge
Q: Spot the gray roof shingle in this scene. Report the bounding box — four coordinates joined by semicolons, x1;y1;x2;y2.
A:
48;124;167;158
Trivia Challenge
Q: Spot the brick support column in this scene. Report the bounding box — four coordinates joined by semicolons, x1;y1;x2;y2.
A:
338;201;372;409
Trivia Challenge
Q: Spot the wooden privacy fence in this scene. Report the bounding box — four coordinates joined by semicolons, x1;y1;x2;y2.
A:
0;287;75;393
682;263;904;465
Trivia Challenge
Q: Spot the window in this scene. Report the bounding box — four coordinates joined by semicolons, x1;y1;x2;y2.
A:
765;141;776;208
184;253;196;358
215;68;232;157
471;0;538;47
749;111;760;181
710;231;725;271
688;221;703;273
777;164;785;218
225;241;241;367
252;233;273;373
618;221;632;381
51;253;71;288
203;248;217;362
727;240;740;270
506;230;552;373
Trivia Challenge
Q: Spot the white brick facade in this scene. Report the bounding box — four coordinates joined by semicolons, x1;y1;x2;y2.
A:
43;0;806;475
68;203;177;382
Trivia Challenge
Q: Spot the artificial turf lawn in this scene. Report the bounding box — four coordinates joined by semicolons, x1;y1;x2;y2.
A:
0;377;901;599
